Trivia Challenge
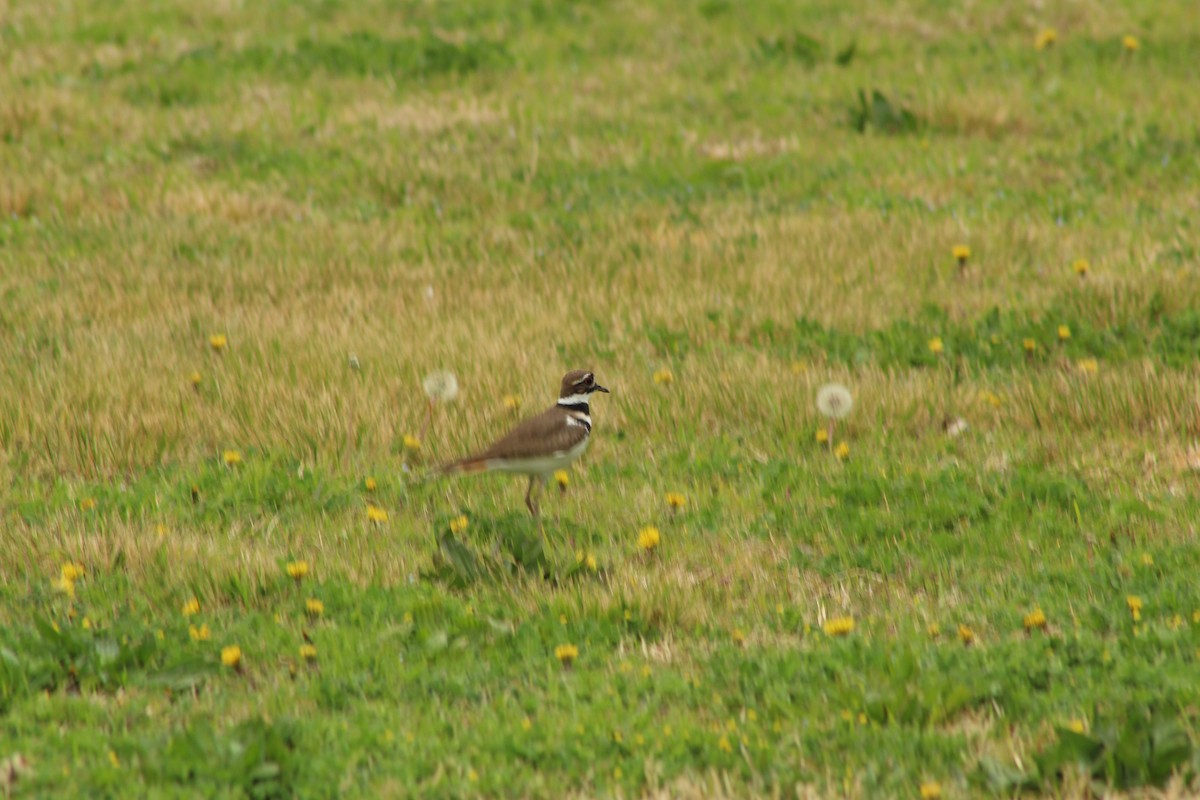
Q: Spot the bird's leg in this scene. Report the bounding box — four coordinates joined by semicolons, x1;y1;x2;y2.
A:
525;475;539;518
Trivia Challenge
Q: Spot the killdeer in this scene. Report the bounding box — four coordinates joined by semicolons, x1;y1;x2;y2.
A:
439;369;609;516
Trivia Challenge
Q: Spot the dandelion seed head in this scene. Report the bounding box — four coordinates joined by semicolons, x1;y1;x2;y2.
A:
422;371;459;403
816;383;853;419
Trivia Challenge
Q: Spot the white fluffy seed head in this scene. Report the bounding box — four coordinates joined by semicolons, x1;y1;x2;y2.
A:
816;383;854;419
422;370;459;403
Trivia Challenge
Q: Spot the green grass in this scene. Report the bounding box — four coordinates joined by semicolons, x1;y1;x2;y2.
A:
2;0;1200;796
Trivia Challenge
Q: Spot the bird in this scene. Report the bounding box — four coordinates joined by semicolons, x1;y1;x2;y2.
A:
438;369;609;517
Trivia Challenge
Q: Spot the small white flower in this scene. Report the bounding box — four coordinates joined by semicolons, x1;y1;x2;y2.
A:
422;371;459;403
816;383;853;419
349;353;360;370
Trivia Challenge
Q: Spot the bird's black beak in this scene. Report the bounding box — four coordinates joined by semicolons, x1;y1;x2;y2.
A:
593;384;610;393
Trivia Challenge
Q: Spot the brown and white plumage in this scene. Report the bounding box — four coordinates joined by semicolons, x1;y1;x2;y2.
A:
439;369;609;516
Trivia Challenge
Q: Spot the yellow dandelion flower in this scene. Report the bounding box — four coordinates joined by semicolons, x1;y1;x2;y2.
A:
402;435;421;452
951;244;970;264
1067;718;1086;733
1035;28;1057;50
449;515;468;534
1023;608;1048;631
81;617;92;630
586;553;598;571
1126;595;1143;621
928;337;944;354
223;450;242;466
61;563;85;582
815;428;829;444
958;624;975;645
1058;325;1071;340
1122;35;1139;52
824;616;855;637
300;643;317;661
637;526;661;552
503;394;521;411
834;442;850;460
521;717;532;731
305;598;324;617
53;576;76;599
108;750;120;768
927;623;941;638
1192;610;1200;624
209;334;227;351
79;497;96;511
665;492;686;509
1167;614;1184;630
731;628;746;645
554;643;579;667
554;470;570;491
156;524;167;537
364;477;377;492
653;369;674;385
1077;358;1099;375
1072;258;1090;276
717;735;733;753
286;561;309;580
367;505;388;524
1140;553;1153;566
221;645;242;668
182;598;200;617
189;623;210;642
189;370;202;387
1022;338;1037;352
920;781;943;799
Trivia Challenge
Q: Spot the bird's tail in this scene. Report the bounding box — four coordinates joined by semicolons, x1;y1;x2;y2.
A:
432;456;492;478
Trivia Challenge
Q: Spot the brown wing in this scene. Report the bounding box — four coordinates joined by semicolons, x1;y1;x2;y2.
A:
475;407;588;461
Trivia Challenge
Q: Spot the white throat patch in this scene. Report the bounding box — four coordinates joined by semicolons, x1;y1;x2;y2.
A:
557;393;591;406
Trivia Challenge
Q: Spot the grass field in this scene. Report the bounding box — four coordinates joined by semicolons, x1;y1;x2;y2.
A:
2;0;1200;796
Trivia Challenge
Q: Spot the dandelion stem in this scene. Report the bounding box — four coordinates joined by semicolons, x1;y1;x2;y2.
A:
827;419;836;449
418;398;434;442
